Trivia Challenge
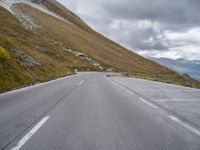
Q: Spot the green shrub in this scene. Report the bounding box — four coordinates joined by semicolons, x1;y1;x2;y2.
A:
0;46;10;62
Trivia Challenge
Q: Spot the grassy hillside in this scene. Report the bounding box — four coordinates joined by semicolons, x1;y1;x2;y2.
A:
0;3;199;92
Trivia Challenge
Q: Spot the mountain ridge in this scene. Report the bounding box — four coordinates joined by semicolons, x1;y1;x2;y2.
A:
0;0;200;92
149;57;200;81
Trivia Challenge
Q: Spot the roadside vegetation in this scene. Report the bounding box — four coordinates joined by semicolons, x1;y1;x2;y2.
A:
0;46;10;62
0;4;200;92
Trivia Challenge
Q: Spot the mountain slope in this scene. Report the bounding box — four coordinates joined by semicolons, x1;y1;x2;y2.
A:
0;0;199;92
150;57;200;81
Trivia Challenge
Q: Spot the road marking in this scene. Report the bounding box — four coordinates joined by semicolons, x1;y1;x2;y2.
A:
0;74;79;97
154;99;200;102
135;90;199;92
139;98;157;108
11;116;50;150
169;115;200;137
78;80;84;86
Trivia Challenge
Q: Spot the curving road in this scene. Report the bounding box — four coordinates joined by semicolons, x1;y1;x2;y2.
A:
0;72;200;150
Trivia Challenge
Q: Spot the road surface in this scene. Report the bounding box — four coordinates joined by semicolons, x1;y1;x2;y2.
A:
0;72;200;150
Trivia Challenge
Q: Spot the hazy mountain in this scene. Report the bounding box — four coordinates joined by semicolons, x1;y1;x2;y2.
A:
0;0;199;92
150;57;200;81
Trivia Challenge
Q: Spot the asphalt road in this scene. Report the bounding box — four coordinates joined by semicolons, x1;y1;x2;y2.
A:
0;72;200;150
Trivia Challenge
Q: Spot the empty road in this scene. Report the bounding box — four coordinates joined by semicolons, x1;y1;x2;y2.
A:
0;72;200;150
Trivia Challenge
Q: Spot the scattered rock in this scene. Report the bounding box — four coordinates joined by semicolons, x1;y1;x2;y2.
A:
106;72;121;77
54;42;59;46
106;68;113;72
9;47;40;67
93;63;100;67
20;53;40;67
183;74;192;79
66;48;104;70
11;4;41;31
54;42;63;46
32;45;46;52
75;52;85;57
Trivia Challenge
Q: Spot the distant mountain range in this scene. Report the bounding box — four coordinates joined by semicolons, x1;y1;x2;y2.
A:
150;57;200;81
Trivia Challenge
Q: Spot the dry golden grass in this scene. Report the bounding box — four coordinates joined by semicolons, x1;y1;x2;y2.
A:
0;3;199;92
22;4;172;74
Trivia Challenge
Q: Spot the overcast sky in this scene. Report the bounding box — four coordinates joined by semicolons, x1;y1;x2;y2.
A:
57;0;200;60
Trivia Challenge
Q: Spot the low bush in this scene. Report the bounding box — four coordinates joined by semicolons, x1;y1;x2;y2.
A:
0;46;10;62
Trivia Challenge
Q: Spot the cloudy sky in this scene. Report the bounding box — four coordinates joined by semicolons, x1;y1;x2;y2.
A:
57;0;200;60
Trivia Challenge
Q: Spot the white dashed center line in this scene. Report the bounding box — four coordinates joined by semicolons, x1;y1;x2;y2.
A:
11;116;50;150
78;80;84;86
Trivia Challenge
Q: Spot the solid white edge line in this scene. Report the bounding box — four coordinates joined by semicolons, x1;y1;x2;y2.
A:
109;76;200;137
155;99;200;102
10;116;50;150
78;80;84;86
0;74;79;97
139;98;157;108
169;115;200;137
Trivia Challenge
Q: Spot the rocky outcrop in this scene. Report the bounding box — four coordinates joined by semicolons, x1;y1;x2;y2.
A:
9;47;40;67
66;48;104;70
11;4;41;31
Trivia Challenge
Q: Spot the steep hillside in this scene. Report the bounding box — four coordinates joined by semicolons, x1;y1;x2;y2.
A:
0;0;199;92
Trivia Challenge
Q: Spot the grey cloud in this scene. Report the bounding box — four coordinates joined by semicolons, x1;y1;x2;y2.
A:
57;0;200;60
98;0;200;51
102;0;200;27
117;22;170;50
